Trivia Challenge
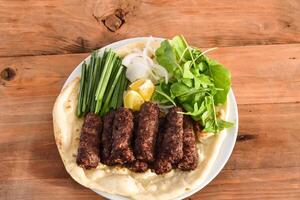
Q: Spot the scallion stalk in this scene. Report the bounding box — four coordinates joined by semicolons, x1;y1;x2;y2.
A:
110;71;123;109
100;65;124;116
86;52;96;110
117;72;129;107
81;63;89;114
77;49;128;117
91;55;102;112
95;50;118;113
77;61;87;117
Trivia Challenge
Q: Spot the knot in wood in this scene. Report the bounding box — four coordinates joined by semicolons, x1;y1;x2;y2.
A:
102;9;125;32
1;67;16;81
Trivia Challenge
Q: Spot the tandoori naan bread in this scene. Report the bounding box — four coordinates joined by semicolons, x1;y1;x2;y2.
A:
52;41;227;200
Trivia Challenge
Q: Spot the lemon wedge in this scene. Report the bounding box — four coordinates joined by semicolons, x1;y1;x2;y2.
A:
129;78;146;91
123;90;145;111
129;79;155;101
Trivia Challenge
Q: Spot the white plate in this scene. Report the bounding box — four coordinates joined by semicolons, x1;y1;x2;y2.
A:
62;37;239;200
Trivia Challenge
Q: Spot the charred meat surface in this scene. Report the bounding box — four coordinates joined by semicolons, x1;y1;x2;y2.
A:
153;159;172;174
159;107;184;163
178;116;199;170
132;111;140;147
126;111;150;172
127;160;149;173
77;105;200;174
110;107;135;164
154;107;184;174
151;116;167;173
100;111;115;165
155;116;166;157
134;102;160;162
76;112;102;169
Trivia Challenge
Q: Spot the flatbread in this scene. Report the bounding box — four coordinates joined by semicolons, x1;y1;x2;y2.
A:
52;41;226;200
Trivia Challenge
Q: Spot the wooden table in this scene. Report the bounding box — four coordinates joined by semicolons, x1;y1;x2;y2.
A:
0;0;299;199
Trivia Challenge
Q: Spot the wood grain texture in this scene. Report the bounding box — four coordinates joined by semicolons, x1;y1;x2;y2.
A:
1;0;300;199
0;43;299;199
0;0;300;57
1;44;299;104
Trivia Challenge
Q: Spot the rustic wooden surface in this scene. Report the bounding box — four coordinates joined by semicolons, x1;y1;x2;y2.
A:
0;0;299;200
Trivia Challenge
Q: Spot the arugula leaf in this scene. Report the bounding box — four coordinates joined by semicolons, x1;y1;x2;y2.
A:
183;61;194;79
155;40;178;75
173;67;183;80
205;59;231;104
201;96;218;132
181;78;193;87
170;82;190;97
154;35;233;133
196;62;207;72
169;35;190;62
152;83;176;106
194;74;213;89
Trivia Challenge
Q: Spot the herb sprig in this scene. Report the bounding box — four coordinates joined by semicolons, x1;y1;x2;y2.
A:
152;35;233;133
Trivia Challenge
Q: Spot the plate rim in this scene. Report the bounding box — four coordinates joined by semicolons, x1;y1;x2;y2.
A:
61;37;239;200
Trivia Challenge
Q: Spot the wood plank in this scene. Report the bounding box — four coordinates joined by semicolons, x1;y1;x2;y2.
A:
0;103;299;199
1;44;299;105
0;0;299;57
1;167;299;200
0;179;99;200
208;44;300;104
0;44;299;199
191;167;300;200
0;53;87;99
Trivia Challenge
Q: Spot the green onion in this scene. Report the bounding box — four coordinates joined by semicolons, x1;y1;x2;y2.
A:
77;61;87;117
81;63;89;114
101;58;121;110
101;57;121;105
100;65;124;116
76;49;127;117
110;72;122;109
117;72;129;107
91;55;102;111
86;52;96;109
95;50;119;114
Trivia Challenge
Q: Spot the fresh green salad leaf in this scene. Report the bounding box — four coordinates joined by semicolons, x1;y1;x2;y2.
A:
183;61;194;79
152;83;176;106
169;35;190;62
171;82;191;97
155;40;180;76
205;59;231;104
153;35;233;133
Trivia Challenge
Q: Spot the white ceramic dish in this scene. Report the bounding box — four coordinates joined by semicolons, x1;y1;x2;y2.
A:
62;37;239;200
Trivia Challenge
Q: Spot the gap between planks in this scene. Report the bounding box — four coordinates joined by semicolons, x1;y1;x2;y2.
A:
0;42;299;59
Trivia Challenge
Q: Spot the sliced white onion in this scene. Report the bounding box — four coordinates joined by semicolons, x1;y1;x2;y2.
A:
152;64;169;83
142;53;154;66
122;52;143;66
125;56;152;82
143;36;155;57
148;70;160;83
122;37;170;84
